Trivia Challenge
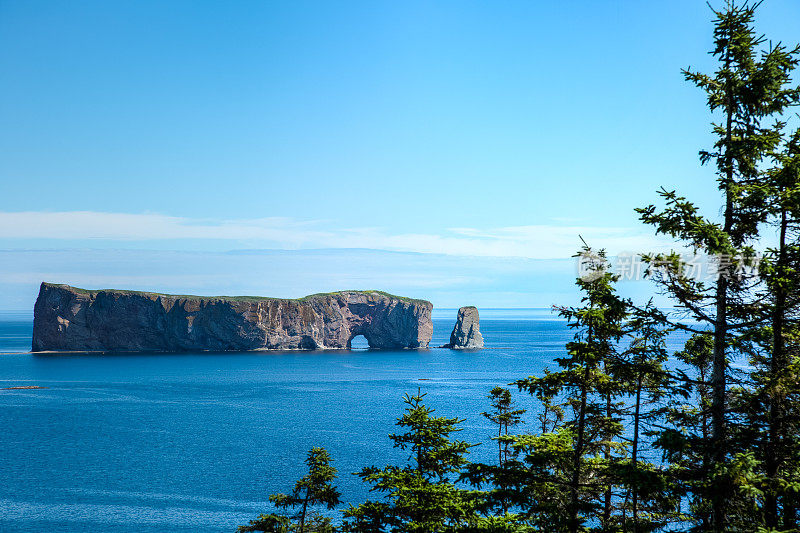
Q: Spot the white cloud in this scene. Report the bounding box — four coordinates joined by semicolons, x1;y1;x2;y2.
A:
0;211;334;244
0;210;674;259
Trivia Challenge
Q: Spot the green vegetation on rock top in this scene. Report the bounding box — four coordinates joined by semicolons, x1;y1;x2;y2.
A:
41;282;431;306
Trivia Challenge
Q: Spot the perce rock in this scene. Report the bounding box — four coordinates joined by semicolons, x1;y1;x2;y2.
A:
32;283;433;352
445;306;484;349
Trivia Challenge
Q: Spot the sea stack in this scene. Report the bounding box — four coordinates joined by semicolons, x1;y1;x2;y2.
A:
32;283;433;352
445;306;484;349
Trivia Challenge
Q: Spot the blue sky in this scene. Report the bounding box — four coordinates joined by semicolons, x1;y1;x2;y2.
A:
1;0;799;309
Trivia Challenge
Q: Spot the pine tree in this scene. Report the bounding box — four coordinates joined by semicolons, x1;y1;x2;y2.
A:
761;126;800;529
239;447;341;533
343;390;477;532
652;332;715;532
514;246;629;532
482;387;525;515
502;428;576;532
238;513;292;533
611;303;680;532
732;124;800;529
460;387;526;521
482;387;525;470
636;2;800;529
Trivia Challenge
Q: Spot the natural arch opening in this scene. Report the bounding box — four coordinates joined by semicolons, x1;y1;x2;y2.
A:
349;334;369;350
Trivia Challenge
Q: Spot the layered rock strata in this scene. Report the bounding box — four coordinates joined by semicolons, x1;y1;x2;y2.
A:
32;283;433;352
444;306;484;349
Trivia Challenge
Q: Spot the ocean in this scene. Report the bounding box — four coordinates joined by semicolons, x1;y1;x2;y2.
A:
0;309;677;532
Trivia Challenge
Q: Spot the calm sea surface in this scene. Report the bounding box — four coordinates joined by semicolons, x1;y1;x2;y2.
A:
0;309;683;532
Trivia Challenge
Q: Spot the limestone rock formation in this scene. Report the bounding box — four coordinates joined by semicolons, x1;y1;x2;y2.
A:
444;306;484;349
32;283;433;352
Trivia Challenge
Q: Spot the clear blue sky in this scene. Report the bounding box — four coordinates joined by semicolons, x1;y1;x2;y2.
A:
1;0;798;308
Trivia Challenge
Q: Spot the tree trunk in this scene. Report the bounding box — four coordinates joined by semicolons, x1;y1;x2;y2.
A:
766;207;788;528
632;374;642;533
710;40;734;531
700;362;711;530
299;488;309;533
498;424;503;467
570;372;589;533
603;392;612;529
711;274;728;532
499;423;508;515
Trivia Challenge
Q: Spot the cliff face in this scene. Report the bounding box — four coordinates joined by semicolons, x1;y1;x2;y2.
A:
445;306;484;349
32;283;433;352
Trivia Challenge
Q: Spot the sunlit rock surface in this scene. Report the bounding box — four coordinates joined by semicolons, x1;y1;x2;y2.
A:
32;283;433;352
444;306;484;349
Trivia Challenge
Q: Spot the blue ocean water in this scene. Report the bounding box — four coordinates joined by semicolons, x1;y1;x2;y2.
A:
0;309;678;532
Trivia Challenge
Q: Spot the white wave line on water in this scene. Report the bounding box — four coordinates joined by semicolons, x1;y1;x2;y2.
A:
58;488;270;509
0;498;256;527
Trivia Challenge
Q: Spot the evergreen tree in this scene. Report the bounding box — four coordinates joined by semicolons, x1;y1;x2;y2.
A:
636;2;799;529
460;387;526;521
761;126;800;529
514;246;629;532
653;333;715;532
503;428;577;532
733;124;800;529
239;447;341;533
611;303;680;532
482;387;525;470
238;514;293;533
343;390;477;532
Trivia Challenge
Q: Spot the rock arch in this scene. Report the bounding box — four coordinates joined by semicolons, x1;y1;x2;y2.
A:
348;334;370;349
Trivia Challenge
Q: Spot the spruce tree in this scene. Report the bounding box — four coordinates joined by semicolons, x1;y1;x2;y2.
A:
652;333;715;532
514;246;629;532
239;447;341;533
733;124;800;529
611;303;680;532
482;387;525;470
343;390;477;532
636;2;799;529
762;126;800;529
460;387;526;523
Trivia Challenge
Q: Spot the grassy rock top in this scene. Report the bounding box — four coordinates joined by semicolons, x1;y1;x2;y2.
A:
41;282;431;306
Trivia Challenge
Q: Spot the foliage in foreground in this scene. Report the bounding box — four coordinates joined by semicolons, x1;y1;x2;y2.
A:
238;447;340;533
